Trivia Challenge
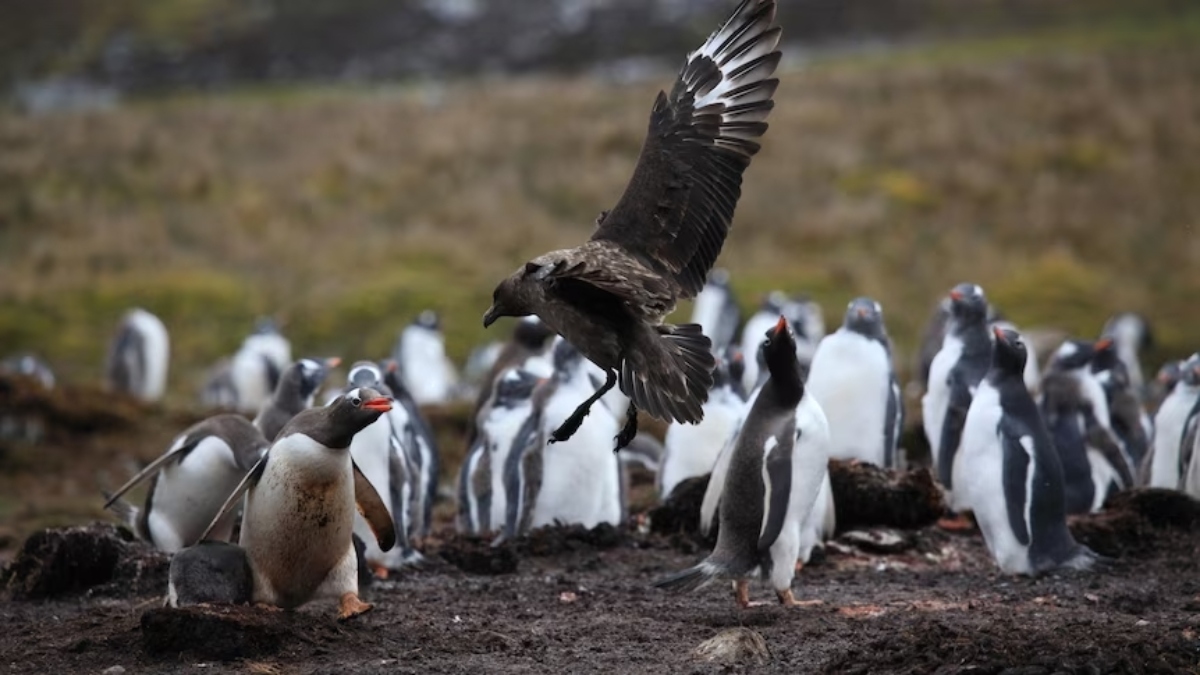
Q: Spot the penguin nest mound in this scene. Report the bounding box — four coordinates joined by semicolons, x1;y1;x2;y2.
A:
1070;488;1200;558
2;522;168;600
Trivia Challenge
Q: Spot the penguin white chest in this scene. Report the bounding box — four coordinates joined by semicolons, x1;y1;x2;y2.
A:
661;390;742;498
149;436;241;552
532;381;621;529
923;335;963;460
241;433;356;608
485;400;535;529
806;332;890;464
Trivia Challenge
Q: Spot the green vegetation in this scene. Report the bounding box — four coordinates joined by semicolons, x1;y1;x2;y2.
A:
2;23;1199;406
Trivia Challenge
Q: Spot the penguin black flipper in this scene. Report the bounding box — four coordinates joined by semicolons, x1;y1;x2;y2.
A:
1082;408;1135;489
757;429;795;552
386;435;416;557
998;421;1032;546
353;460;397;552
103;435;204;509
884;374;902;468
501;409;543;540
937;376;973;488
199;451;270;542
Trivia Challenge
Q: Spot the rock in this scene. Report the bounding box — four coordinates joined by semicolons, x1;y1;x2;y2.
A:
2;523;167;600
839;528;914;554
101;667;126;675
693;627;771;666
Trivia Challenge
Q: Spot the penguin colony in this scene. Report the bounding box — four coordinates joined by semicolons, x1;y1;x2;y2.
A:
1;0;1195;617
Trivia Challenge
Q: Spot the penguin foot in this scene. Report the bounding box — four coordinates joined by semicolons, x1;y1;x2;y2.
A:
613;403;639;452
253;602;283;613
937;514;975;532
370;562;390;580
776;589;824;607
338;592;374;621
794;561;804;574
734;580;751;609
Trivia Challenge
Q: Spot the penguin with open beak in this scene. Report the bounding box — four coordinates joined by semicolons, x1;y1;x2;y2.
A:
199;387;397;620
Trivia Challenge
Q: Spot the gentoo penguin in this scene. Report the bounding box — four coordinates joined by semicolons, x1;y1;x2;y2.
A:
740;293;824;393
394;310;459;405
338;362;419;573
955;327;1103;575
167;541;254;607
659;351;747;499
458;368;543;534
991;320;1041;393
1148;354;1200;489
1101;312;1153;393
253;357;339;441
502;340;622;538
0;353;55;389
1038;339;1136;514
656;317;830;607
915;297;1002;393
1147;360;1185;411
382;363;440;539
105;308;170;402
103;414;268;552
690;269;741;353
227;319;293;414
922;283;993;523
1091;345;1152;472
203;387;397;619
806;297;902;468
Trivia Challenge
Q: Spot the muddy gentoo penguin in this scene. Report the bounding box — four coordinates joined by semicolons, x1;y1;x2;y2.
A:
1091;345;1151;472
502;340;623;538
659;351;747;499
806;297;901;468
691;269;741;353
482;0;782;451
458;368;543;534
1038;339;1135;514
103;414;268;552
394;310;460;405
1101;312;1153;393
253;357;339;441
105;308;170;402
956;328;1103;575
201;388;397;619
1148;354;1200;489
922;283;993;524
656;317;830;607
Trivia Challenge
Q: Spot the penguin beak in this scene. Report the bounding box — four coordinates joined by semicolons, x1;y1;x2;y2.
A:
363;397;393;413
949;289;964;301
772;315;789;337
856;307;868;318
482;305;499;328
1094;338;1113;351
992;326;1005;342
325;357;342;369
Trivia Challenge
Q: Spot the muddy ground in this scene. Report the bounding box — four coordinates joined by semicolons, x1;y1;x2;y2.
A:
2;378;1200;673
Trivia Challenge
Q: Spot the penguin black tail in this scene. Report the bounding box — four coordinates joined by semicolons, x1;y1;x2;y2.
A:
653;560;724;594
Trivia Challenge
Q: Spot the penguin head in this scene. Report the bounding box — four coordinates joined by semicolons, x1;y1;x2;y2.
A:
1181;354;1200;388
297;357;338;400
708;268;732;289
513;316;555;351
842;297;886;338
762;316;804;401
1156;360;1184;392
1089;340;1125;384
1048;338;1112;373
947;283;988;325
991;327;1028;378
493;368;541;407
348;360;385;389
414;310;441;331
252;317;281;336
551;337;584;378
323;387;393;446
719;345;747;397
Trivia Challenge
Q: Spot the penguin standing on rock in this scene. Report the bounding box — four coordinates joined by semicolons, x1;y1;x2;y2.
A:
103;415;268;552
922;283;993;526
655;317;830;608
955;328;1105;575
253;357;339;441
806;297;901;468
201;388;397;620
105;308;170;403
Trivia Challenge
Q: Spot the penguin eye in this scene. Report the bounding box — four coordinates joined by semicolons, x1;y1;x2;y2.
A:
350;395;362;407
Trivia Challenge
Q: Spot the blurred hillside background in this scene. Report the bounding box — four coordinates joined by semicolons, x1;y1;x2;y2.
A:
2;0;1199;402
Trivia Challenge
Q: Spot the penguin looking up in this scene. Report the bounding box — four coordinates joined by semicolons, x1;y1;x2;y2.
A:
922;283;993;527
991;320;1041;393
955;328;1105;575
1090;345;1152;472
103;414;268;552
201;387;397;620
1038;339;1135;514
227;319;292;414
1101;312;1153;393
806;297;902;468
394;310;460;405
105;308;170;403
659;350;747;499
253;357;339;441
1148;354;1200;489
656;317;830;608
690;268;741;353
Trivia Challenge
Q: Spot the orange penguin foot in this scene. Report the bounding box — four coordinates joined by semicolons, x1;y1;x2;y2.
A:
370;562;390;580
937;514;975;532
734;580;751;609
777;589;824;608
338;592;374;621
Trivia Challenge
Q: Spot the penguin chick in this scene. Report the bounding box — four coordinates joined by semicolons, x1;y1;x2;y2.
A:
655;317;830;608
956;328;1105;575
105;308;170;403
254;357;340;441
660;351;746;499
167;540;254;607
202;388;397;620
103;414;268;552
